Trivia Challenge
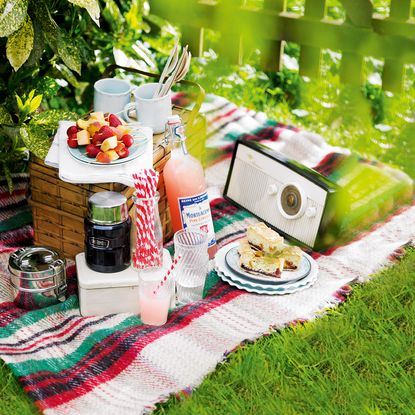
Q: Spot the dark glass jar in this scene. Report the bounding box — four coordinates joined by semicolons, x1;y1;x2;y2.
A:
84;191;131;273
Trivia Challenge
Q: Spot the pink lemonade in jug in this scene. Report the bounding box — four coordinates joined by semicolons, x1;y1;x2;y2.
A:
163;115;217;258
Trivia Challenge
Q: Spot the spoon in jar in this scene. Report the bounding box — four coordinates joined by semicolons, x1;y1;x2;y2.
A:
153;41;179;98
158;46;191;97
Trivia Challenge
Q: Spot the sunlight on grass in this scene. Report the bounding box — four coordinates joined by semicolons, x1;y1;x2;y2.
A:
189;57;415;179
182;0;415;179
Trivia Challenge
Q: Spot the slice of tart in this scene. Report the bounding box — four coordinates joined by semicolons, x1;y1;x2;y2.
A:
278;246;303;270
246;222;284;255
238;238;285;278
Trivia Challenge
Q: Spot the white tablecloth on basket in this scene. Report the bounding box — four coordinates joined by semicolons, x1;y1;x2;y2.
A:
45;121;153;188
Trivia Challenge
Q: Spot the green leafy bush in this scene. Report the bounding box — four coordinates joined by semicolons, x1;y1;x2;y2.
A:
0;0;102;187
0;0;175;189
0;89;77;190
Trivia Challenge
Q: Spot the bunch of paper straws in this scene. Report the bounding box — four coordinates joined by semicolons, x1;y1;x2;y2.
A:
132;169;161;269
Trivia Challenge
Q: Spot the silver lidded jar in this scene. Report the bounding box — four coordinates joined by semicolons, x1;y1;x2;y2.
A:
84;191;131;273
8;246;67;310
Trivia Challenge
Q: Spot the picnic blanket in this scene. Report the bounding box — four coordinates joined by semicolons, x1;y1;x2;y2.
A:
0;174;33;248
0;94;414;415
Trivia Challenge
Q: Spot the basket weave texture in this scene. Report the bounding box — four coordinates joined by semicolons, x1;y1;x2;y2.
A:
29;107;206;259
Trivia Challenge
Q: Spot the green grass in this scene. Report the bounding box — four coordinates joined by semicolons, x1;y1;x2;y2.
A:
2;1;414;407
0;360;40;415
192;62;415;179
1;251;414;415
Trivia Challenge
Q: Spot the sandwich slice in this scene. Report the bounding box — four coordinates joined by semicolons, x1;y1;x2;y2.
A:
246;222;284;254
278;246;303;270
238;238;285;278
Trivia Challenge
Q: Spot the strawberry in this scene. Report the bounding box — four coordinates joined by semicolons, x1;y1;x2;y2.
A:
85;144;101;158
114;142;129;158
67;125;79;136
92;132;105;146
67;138;78;148
109;113;122;127
98;125;115;139
121;134;134;147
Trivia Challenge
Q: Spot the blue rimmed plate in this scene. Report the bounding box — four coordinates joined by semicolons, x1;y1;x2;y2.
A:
215;267;317;295
214;241;318;292
225;246;311;286
67;128;149;166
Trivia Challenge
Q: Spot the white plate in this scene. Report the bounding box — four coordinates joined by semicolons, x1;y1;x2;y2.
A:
215;241;318;289
67;128;149;166
215;267;317;295
225;246;311;284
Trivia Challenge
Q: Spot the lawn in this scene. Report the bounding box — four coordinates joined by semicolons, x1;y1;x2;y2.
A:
1;64;414;415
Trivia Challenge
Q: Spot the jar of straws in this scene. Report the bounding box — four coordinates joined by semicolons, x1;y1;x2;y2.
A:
131;169;163;270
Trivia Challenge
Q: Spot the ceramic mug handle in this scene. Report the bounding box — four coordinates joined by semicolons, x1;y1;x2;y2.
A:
123;102;137;122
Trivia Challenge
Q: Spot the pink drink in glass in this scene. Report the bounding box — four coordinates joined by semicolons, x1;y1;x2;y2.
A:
139;280;170;326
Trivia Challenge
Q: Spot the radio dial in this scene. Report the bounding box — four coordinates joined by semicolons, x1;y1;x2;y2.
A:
267;184;279;195
305;206;317;218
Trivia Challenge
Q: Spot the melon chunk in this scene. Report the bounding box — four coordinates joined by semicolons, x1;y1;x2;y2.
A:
77;119;90;130
100;136;118;152
106;150;120;161
116;125;130;135
90;111;105;122
96;151;111;163
76;129;91;145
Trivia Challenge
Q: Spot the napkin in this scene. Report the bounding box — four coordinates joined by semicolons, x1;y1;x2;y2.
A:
45;121;153;188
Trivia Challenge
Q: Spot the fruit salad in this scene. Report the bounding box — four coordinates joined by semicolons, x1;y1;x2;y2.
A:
66;112;134;163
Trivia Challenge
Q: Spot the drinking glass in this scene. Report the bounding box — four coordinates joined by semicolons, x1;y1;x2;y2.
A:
131;192;163;270
174;229;209;305
138;249;175;309
138;277;172;326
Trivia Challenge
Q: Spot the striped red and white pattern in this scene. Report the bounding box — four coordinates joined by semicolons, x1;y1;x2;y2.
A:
153;255;181;295
0;94;413;414
132;170;162;269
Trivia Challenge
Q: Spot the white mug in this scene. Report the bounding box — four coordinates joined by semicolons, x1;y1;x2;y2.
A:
124;83;172;134
93;78;134;115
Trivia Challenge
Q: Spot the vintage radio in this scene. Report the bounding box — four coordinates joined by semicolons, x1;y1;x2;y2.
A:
224;139;413;251
224;139;339;250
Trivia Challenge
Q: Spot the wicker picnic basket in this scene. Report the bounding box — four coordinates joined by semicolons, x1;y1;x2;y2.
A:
29;66;206;259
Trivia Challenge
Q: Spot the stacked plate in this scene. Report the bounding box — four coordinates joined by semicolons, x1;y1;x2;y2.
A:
214;241;318;295
68;129;149;166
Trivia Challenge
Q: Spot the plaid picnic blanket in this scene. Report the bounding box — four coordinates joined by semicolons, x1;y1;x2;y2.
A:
0;94;414;415
0;174;33;248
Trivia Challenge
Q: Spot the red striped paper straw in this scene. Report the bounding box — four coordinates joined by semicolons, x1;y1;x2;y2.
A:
132;169;160;269
153;255;182;295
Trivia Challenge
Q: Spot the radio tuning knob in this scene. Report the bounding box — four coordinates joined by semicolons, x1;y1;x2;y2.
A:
267;184;279;195
305;206;317;218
